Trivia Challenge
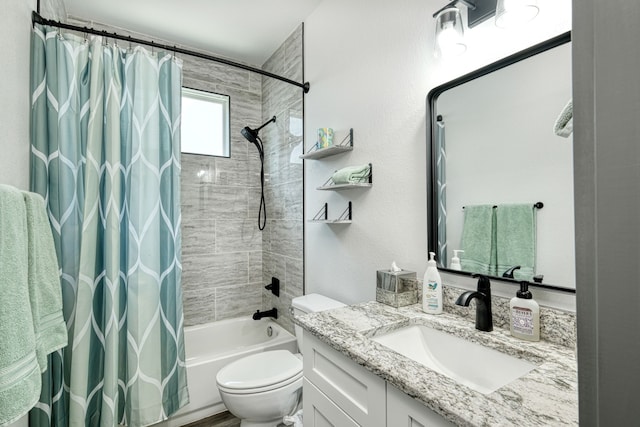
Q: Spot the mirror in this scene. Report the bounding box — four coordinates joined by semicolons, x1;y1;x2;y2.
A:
427;32;576;290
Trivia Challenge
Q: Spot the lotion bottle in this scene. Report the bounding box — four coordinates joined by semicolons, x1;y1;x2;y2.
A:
510;281;540;341
423;252;443;314
450;250;464;271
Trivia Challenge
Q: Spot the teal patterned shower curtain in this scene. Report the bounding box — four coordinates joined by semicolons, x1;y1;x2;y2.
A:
29;24;188;426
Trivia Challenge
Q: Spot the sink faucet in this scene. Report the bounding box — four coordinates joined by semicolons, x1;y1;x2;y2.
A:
455;275;493;332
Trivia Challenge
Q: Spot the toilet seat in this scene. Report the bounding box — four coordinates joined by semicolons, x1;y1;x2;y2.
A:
216;350;303;395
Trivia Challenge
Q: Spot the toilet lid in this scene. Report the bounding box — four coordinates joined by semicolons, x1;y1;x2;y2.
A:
216;350;303;392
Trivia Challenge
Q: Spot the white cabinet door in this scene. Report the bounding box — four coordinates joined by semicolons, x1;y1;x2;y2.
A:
303;378;359;427
386;385;456;427
303;332;386;427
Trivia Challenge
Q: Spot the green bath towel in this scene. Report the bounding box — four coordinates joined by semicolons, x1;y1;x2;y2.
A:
460;205;497;276
332;164;371;185
22;191;67;372
495;204;536;281
0;185;42;426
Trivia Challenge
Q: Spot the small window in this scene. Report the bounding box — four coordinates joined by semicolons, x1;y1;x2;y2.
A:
181;87;230;157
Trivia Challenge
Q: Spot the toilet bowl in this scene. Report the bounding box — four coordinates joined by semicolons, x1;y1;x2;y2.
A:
215;294;345;427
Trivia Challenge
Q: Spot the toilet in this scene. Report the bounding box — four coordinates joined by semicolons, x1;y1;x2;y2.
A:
216;294;345;427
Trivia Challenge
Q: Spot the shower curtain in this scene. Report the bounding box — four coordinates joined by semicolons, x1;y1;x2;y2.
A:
436;120;448;267
29;24;188;426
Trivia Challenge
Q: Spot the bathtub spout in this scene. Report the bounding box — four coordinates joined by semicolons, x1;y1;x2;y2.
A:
253;308;278;320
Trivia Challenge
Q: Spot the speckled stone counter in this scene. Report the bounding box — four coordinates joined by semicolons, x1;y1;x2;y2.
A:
295;301;578;426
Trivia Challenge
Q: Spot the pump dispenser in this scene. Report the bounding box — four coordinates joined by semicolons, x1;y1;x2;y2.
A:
450;250;464;270
423;252;443;314
509;281;540;341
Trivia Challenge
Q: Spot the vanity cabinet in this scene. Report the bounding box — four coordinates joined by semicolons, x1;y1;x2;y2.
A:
303;333;385;427
387;385;455;427
303;332;451;427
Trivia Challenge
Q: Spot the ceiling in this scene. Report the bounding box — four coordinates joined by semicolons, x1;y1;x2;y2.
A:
61;0;323;67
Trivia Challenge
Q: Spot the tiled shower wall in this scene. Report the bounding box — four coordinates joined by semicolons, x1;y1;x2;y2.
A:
67;18;304;328
260;26;305;333
180;57;264;326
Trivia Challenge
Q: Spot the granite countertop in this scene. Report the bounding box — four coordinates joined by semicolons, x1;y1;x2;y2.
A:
295;301;578;426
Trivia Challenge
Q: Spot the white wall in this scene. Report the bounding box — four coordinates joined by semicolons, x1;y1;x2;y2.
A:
304;0;572;305
2;1;36;421
1;0;35;191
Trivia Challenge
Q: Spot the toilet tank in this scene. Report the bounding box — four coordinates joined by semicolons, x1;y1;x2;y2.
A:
291;293;345;354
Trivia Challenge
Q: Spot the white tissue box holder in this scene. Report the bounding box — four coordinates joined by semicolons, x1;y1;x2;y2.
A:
376;269;418;308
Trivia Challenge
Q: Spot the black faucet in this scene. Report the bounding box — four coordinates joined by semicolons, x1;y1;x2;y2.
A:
253;308;278;320
455;275;493;332
502;265;521;278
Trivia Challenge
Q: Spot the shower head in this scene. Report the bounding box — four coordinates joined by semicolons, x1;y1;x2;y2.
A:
241;116;276;145
241;126;259;144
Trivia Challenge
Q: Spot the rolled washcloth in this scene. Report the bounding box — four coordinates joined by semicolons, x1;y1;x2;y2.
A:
554;99;573;138
331;164;371;185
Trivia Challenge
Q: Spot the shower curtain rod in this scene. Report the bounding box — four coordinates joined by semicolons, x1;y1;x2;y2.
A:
31;11;310;93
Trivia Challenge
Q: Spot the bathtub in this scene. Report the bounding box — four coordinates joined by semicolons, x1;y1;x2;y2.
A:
154;317;297;427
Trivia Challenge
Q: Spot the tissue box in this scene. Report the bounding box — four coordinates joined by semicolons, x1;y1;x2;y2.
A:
376;269;418;308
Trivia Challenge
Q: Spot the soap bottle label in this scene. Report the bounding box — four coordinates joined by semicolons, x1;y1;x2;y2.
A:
426;282;439;309
512;306;533;336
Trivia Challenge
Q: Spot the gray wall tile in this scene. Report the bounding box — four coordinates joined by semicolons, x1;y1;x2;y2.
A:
216;284;262;321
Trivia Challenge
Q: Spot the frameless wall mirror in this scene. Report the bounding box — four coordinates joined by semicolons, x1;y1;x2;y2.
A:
427;32;575;291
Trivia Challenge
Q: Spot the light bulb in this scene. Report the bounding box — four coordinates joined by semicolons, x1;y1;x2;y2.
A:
495;0;539;28
434;7;466;58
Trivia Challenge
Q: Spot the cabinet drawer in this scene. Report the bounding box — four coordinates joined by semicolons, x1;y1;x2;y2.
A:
387;384;455;427
303;332;386;427
303;378;359;427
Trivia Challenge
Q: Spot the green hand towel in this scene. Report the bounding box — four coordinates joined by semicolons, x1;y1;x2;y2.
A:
332;164;371;185
495;204;536;281
0;185;42;426
460;205;497;276
22;191;67;372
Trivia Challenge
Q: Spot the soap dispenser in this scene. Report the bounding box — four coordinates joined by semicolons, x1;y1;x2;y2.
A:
450;250;464;271
510;281;540;341
423;252;443;314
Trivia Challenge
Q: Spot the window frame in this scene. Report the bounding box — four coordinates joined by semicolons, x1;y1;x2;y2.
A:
181;87;231;158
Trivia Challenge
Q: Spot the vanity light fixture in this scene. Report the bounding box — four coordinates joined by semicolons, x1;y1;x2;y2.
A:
434;7;467;58
495;0;539;28
432;0;539;32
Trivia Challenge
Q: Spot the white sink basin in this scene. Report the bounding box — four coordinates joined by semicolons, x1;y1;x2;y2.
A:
371;325;536;395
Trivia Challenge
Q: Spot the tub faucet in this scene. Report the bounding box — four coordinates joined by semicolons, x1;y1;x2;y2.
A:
253;308;278;320
455;275;493;332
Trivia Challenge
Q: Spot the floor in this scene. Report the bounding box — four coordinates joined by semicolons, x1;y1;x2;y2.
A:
182;412;240;427
181;412;288;427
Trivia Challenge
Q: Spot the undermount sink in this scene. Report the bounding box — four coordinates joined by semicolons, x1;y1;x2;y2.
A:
371;324;536;395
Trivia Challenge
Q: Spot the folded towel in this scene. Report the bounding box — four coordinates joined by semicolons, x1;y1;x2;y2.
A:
495;204;536;281
22;191;67;372
460;205;497;276
332;164;371;185
554;99;573;138
0;185;42;426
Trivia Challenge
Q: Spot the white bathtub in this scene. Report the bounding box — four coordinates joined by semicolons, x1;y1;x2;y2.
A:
154;317;297;427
